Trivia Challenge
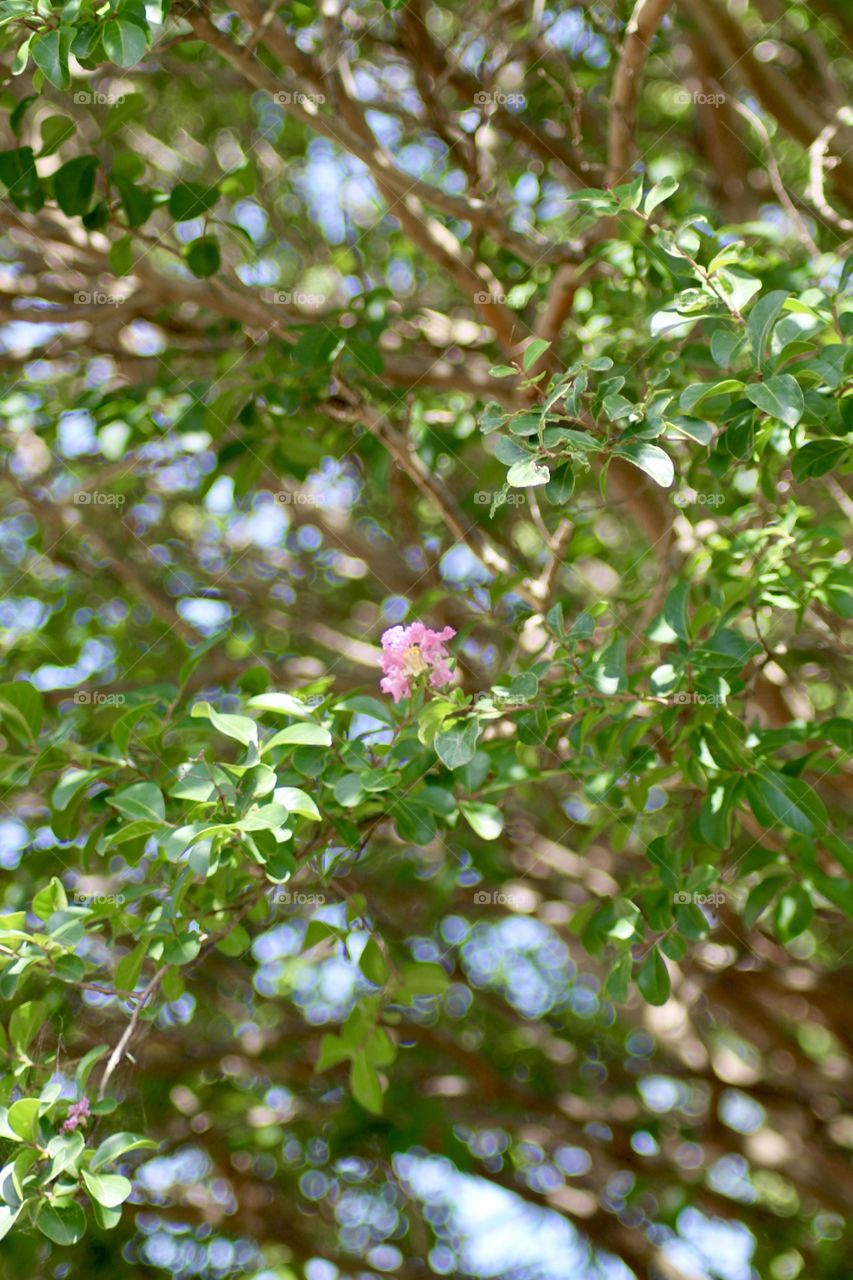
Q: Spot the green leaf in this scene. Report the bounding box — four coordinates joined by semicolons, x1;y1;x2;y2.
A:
0;1204;22;1242
46;1131;85;1181
774;884;813;943
163;932;202;964
273;786;321;820
350;1051;383;1114
34;1200;86;1245
334;773;364;807
30;29;71;90
544;461;574;505
506;458;549;487
114;177;154;228
81;1170;133;1209
747;290;787;373
107;781;166;823
186;235;221;278
391;799;437;845
39;114;75;157
90;1199;123;1231
83;201;110;230
510;671;539;700
8;1098;40;1142
365;1026;396;1067
459;801;503;840
643;175;678;215
115;941;146;992
663;581;689;642
53;155;98;216
9;1001;47;1055
710;329;741;369
10;94;37;136
191;701;258;747
791;439;848;482
336;695;394;724
293;326;341;368
744;376;804;428
316;1033;351;1071
434;719;480;770
593;635;626;695
397;961;449;996
743;873;788;929
109;234;135;276
75;1045;110;1093
495;435;534;466
11;32;32;76
32;876;68;920
745;769;826;836
522;338;550;370
90;1132;158;1172
237;802;290;832
215;925;251;957
605;953;632;1002
264;722;332;749
103;18;148;67
613;441;674;488
249;691;321;719
169;181;220;221
636;946;670;1006
359;937;389;986
0;680;43;742
679;380;744;412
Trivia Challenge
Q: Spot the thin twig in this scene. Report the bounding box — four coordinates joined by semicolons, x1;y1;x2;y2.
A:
607;0;673;187
98;965;169;1100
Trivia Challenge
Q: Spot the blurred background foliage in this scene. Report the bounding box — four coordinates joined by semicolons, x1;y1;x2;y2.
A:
0;0;852;1278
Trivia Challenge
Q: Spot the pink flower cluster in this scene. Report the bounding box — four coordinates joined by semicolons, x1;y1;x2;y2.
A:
62;1097;91;1132
379;622;456;703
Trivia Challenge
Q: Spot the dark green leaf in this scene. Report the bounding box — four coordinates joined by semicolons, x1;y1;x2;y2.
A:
186;235;221;278
169;181;220;221
636;946;671;1006
53;155;99;216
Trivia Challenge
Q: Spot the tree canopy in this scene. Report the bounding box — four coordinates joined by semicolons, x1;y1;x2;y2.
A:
0;1;852;1278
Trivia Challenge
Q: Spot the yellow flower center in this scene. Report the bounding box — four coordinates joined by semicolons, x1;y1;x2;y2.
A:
402;644;428;677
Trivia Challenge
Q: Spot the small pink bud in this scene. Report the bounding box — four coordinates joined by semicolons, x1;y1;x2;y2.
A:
62;1096;91;1132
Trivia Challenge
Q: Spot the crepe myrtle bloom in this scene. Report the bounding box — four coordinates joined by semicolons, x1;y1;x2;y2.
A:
63;1096;91;1132
379;623;456;703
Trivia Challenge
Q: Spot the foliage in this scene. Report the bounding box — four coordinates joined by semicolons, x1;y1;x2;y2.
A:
0;0;852;1277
